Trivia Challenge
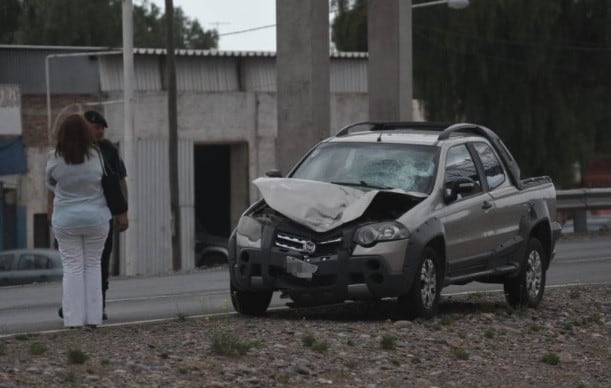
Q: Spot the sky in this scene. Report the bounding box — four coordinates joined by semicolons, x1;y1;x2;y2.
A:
148;0;277;51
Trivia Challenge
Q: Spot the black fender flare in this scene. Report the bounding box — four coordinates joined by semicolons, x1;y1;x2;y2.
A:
403;217;446;279
517;199;553;269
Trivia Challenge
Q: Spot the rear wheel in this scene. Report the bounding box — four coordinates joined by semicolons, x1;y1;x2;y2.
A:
504;237;546;308
399;246;440;319
230;284;272;316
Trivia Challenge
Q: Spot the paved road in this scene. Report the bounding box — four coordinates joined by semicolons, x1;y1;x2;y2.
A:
1;236;610;335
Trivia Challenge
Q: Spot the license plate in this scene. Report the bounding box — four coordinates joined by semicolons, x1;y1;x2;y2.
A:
286;255;318;279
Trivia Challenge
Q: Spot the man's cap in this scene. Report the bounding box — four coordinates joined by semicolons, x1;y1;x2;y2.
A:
84;110;108;128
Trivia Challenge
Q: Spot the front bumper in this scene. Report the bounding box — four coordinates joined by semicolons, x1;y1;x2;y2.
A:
230;238;416;305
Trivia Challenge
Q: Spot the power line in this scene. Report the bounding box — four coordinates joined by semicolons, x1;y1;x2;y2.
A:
219;24;276;37
217;8;336;37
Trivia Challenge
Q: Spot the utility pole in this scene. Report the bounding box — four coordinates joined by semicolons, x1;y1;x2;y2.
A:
165;0;181;271
122;0;138;275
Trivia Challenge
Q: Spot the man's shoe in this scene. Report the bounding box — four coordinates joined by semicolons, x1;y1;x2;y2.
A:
58;307;63;319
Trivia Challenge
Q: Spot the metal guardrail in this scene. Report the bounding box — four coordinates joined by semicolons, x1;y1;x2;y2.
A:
556;188;611;210
556;188;611;233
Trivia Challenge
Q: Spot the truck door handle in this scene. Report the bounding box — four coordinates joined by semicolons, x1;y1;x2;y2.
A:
482;200;493;210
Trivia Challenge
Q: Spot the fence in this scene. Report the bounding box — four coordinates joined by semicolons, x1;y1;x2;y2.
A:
556;188;611;233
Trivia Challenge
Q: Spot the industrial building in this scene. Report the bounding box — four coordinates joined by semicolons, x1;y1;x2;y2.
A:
0;44;422;276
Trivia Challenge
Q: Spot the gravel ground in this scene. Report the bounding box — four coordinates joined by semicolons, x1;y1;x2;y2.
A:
1;284;609;387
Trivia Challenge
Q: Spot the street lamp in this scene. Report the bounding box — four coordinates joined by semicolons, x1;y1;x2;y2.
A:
413;0;469;9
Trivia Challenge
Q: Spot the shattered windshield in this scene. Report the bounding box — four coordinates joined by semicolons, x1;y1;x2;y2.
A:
291;142;438;194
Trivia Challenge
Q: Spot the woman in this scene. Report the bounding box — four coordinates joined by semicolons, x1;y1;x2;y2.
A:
46;114;111;328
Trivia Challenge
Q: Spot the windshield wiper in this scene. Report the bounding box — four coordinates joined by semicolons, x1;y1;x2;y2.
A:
331;180;393;190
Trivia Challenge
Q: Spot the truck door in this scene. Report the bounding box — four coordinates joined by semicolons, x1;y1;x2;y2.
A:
439;144;497;275
472;142;525;262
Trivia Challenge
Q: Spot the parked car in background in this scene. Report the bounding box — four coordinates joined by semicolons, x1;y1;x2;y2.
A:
0;249;62;286
195;222;228;268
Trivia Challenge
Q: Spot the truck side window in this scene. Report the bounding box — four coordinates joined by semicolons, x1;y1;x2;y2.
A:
473;142;506;190
445;144;482;199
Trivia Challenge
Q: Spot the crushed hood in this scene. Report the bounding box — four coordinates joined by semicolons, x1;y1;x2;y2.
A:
253;178;426;232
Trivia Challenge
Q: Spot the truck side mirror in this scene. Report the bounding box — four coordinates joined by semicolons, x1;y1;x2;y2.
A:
443;179;476;203
264;169;282;178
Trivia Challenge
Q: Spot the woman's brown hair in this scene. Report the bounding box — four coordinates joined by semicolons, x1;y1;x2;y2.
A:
55;114;95;164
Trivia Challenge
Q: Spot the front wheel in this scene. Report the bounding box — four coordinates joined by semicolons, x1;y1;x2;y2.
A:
504;237;546;308
399;246;440;319
230;284;272;316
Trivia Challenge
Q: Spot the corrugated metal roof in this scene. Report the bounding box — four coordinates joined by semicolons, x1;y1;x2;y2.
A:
133;48;367;59
0;45;368;94
0;44;114;51
1;44;367;58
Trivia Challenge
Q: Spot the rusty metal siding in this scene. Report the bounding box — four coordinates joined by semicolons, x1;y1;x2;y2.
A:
331;59;368;93
136;139;172;275
0;48;99;94
242;58;276;92
99;55;161;92
176;57;238;92
123;139;195;275
178;140;195;270
129;139;195;275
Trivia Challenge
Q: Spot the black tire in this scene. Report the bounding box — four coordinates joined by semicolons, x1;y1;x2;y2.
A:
197;252;227;268
399;246;440;319
504;237;546;308
230;284;272;316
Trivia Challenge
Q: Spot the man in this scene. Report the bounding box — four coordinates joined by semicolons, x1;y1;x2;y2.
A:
85;110;128;319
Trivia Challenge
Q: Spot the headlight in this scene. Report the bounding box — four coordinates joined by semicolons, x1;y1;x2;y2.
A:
354;221;409;247
236;215;262;242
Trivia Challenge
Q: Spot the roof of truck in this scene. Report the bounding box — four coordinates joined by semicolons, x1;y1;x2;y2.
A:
326;121;524;189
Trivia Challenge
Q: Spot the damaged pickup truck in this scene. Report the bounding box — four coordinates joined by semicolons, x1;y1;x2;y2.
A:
229;122;562;318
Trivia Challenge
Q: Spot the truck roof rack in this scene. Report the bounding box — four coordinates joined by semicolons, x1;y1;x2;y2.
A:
335;121;450;137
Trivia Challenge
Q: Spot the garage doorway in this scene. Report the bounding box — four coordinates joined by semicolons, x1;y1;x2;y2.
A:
194;144;231;238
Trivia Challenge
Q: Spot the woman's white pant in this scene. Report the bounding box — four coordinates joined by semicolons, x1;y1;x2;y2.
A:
54;222;109;327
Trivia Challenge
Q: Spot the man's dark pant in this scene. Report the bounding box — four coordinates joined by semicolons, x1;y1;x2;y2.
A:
101;221;114;310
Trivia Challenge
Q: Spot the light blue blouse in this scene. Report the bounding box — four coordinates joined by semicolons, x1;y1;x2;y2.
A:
46;150;112;228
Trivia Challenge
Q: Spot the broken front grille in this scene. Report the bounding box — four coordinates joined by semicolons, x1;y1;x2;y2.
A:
275;232;343;256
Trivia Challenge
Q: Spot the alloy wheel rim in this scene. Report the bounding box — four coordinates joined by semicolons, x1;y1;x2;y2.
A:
420;258;437;309
526;250;542;300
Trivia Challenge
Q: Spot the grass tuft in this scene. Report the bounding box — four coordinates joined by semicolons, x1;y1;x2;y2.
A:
64;370;76;382
311;340;329;353
67;349;88;364
569;289;581;299
176;312;188;322
301;333;316;348
453;347;470;360
541;352;560;365
210;330;253;357
440;315;456;325
484;328;495;339
345;359;357;369
380;335;396;350
28;342;47;356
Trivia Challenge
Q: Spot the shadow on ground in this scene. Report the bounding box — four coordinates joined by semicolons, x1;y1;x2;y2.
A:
262;293;515;323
